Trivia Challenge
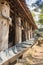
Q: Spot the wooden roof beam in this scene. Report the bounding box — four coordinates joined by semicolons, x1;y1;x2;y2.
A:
10;9;14;14
17;0;37;29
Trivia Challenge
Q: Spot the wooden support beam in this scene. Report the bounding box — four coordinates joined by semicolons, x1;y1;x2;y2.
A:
10;9;14;14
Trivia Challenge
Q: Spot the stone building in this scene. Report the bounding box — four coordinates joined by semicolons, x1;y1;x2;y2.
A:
0;0;37;51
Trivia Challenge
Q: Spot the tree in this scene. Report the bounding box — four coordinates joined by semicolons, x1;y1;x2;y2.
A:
36;12;43;25
32;0;43;25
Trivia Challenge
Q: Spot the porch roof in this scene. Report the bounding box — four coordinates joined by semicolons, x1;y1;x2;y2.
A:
6;0;37;29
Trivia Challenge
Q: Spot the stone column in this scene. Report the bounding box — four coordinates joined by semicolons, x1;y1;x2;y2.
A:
27;31;29;40
0;1;12;51
18;17;22;43
31;26;32;38
15;17;22;44
25;31;27;41
0;17;9;51
25;22;28;41
28;31;30;40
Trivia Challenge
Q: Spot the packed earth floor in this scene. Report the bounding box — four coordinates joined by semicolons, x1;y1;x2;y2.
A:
15;44;43;65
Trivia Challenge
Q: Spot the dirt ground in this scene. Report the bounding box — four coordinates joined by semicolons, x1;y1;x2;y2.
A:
15;44;43;65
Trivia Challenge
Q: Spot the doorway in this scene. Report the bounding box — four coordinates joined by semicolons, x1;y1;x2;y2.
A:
8;21;15;48
22;30;26;42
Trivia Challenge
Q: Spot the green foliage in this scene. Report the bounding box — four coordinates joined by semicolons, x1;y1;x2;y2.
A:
39;19;43;25
41;9;43;13
39;14;43;19
39;4;43;10
37;4;43;25
32;3;43;25
39;13;43;25
34;8;38;12
32;12;35;17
